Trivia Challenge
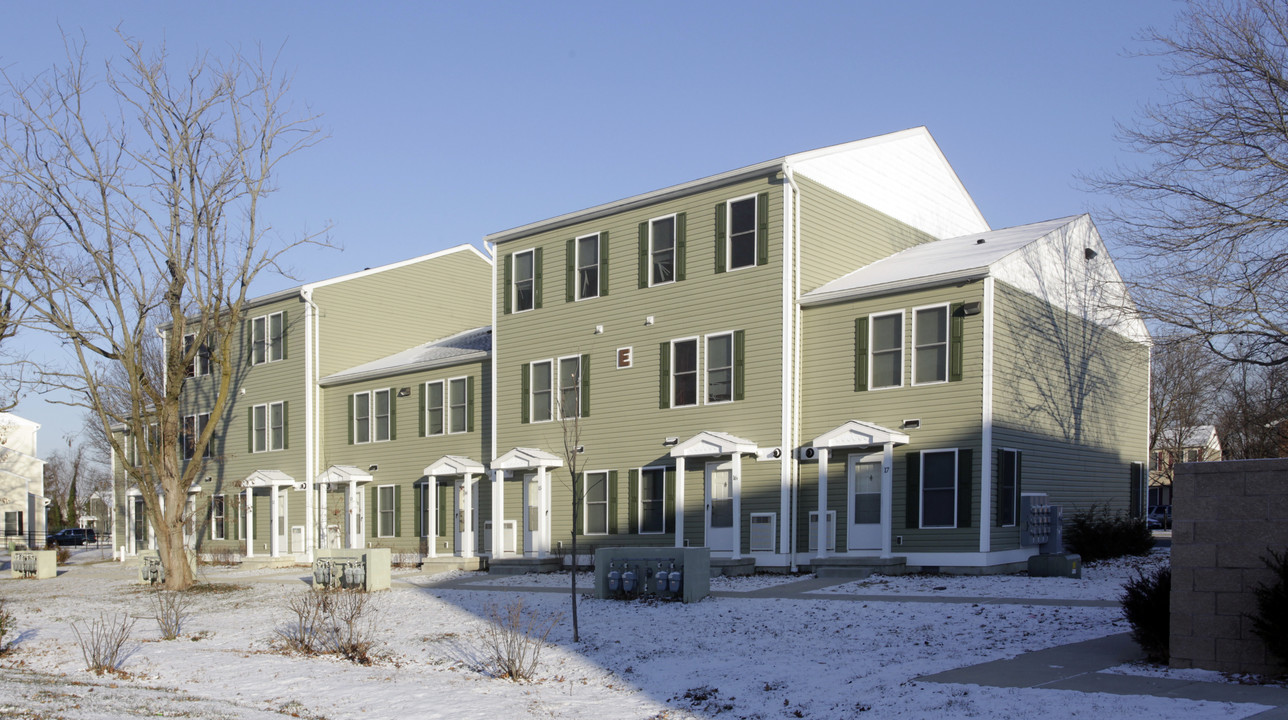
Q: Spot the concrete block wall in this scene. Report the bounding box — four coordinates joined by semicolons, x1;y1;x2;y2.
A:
1170;459;1288;675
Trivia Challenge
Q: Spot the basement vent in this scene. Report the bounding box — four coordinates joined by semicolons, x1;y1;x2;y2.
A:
807;511;836;552
750;513;776;552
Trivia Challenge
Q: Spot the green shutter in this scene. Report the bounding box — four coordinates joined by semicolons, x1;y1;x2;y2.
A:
1014;451;1023;523
600;231;610;296
756;191;769;266
503;253;512;315
905;452;921;529
247;407;254;453
733;330;745;401
533;247;543;309
565;238;575;303
714;202;727;273
573;473;583;536
995;449;1005;528
665;467;676;534
957;449;973;529
949;302;964;382
280;309;288;360
580;354;590;418
638;222;648;288
466;375;476;432
414;483;424;538
628;469;639;534
854;317;869;392
608;470;619;534
419;383;427;437
394;486;403;537
389;389;398;441
520;363;530;424
676;212;687;282
1130;462;1144;517
658;342;671;409
370;489;378;538
347;395;354;445
282;401;289;450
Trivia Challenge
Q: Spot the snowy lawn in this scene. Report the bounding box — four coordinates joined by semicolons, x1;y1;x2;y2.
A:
0;547;1269;719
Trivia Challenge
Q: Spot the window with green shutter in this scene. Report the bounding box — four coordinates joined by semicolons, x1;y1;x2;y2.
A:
584;471;609;535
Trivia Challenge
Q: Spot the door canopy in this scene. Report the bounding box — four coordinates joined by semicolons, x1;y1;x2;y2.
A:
492;447;563;471
810;420;909;450
240;470;295;489
424;455;486;477
670;431;757;458
314;465;373;487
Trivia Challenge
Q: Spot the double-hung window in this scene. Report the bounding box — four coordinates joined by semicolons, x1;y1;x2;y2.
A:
513;249;535;313
920;449;958;528
351;390;392;444
530;360;553;423
251;402;286;453
425;381;445;435
650;216;676;285
251;311;286;365
576;233;600;300
672;339;698;407
706;333;733;404
183;333;212;378
424;378;470;435
211;495;226;540
448;377;468;433
559;356;581;418
584;471;609;535
662;332;743;408
181;413;211;459
639;467;665;534
913;305;949;385
523;356;587;423
870;311;904;390
728;195;758;270
377;485;396;538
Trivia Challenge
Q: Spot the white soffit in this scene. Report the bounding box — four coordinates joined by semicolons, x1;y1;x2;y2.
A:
670;431;758;458
788;127;990;240
492;447;564;470
811;420;910;449
424;455;486;477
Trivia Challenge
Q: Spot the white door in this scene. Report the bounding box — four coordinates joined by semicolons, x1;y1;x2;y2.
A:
848;456;883;551
522;472;539;556
706;461;734;552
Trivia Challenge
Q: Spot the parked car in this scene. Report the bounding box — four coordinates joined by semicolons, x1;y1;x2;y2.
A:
48;528;97;546
1146;505;1172;530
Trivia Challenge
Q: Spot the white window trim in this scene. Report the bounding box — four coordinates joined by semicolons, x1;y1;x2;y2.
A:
211;495;226;541
353;391;371;444
251;403;268;453
911;303;950;387
529;358;554;424
574;232;600;301
583;470;610;537
251;402;284;453
183;333;212;378
425;380;445;436
250;311;286;365
447;376;469;434
670;336;700;409
376;484;396;538
556;354;583;420
372;389;392;442
182;412;211;460
725;193;759;272
649;214;677;287
512;247;536;314
703;330;736;406
869;309;905;391
919;448;959;529
998;448;1019;528
638;466;667;535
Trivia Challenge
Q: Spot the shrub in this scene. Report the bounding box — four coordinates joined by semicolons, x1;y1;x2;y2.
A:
1064;505;1154;563
151;590;193;640
0;598;15;655
71;612;136;675
45;543;72;564
1121;566;1170;663
1248;548;1288;670
275;587;380;664
478;599;562;681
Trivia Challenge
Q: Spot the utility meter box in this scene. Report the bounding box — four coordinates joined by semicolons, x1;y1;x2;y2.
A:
1028;552;1082;579
10;550;56;579
593;547;710;603
136;549;198;584
313;548;390;592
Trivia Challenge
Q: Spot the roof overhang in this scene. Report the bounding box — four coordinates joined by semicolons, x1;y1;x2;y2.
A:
424;455;487;477
810;420;910;450
315;465;373;486
492;447;564;471
800;268;988;307
241;470;295;488
669;431;758;458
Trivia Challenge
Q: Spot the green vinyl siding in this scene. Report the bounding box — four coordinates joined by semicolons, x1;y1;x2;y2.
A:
495;175;785;551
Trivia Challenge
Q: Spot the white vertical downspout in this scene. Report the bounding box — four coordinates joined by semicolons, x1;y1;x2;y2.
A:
487;241;499;558
780;164;797;567
301;287;320;562
979;276;995;554
784;164;803;572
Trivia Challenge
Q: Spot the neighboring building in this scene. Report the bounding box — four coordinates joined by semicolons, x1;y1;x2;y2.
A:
1149;424;1222;506
0;413;47;548
115;127;1151;574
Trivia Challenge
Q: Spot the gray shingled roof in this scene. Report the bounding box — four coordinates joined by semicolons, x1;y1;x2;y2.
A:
320;326;491;386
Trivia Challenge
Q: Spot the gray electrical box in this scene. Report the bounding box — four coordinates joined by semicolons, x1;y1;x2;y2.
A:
1028;552;1082;579
312;548;390;591
594;547;710;603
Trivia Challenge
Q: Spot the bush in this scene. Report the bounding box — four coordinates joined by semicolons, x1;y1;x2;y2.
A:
275;587;380;664
45;543;72;564
151;590;193;640
478;599;562;681
0;598;15;655
1248;548;1288;670
1122;566;1170;663
1065;505;1154;563
71;612;136;675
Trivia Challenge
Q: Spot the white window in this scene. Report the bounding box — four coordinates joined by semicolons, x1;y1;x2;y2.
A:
650;216;676;286
671;338;698;407
183;333;212;378
251;402;285;453
727;195;758;270
921;449;958;529
558;355;581;418
352;391;391;444
377;485;395;538
706;333;733;404
526;356;584;422
584;471;609;535
870;311;904;390
530;360;553;423
998;449;1019;527
513;249;535;313
913;305;949;385
251;311;286;365
576;233;600;300
449;377;468;433
425;381;444;435
639;467;665;534
211;495;226;540
182;413;211;460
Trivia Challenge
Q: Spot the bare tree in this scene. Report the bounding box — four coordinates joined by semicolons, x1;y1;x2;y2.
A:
1148;334;1224;491
44;433;110;531
1095;0;1288;367
0;35;325;589
557;398;583;643
1217;362;1287;459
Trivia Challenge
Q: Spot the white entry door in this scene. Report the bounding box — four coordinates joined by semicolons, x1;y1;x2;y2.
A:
522;472;539;556
848;455;883;551
706;461;734;552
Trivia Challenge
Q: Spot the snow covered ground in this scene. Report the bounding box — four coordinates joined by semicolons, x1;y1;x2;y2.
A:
0;547;1270;719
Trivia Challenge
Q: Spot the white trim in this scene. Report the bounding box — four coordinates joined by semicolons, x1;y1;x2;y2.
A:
703;331;736;405
910;303;949;386
250;403;284;454
846;451;884;551
669;337;700;409
574;232;601;301
582;470;611;536
511;247;537;314
528;358;554;423
919;448;959;529
784;166;799;567
647;214;678;288
489;242;498;465
424;380;446;435
868;309;905;391
899;547;1037;568
725;193;760;272
300;244;491;294
980;276;995;552
637;466;667;535
555;354;584;420
423;375;471;435
375;484;396;538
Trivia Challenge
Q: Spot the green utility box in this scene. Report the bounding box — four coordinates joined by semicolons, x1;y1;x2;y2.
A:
1028;552;1082;579
594;547;710;603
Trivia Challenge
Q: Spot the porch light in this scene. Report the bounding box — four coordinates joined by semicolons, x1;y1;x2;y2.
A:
902;419;921;430
397;387;411;397
368;464;378;472
663;437;679;446
1084;248;1098;260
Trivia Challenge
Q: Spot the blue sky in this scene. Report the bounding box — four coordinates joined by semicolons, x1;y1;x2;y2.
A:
4;0;1182;454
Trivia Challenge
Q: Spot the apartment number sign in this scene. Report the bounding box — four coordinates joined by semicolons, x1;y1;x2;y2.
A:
617;347;633;369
